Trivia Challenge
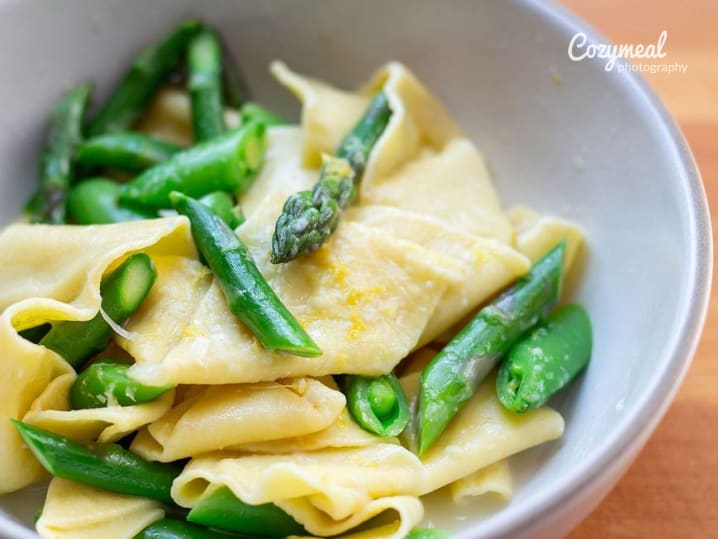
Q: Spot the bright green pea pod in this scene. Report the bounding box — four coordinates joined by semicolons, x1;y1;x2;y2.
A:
406;528;452;539
120;122;266;209
187;486;304;538
12;421;180;503
134;518;235;539
344;374;410;437
70;359;175;410
68;178;157;224
39;253;157;369
240;102;285;127
75;133;181;173
199;191;244;229
497;304;592;413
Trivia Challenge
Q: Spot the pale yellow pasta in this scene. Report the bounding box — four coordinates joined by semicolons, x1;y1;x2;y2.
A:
449;460;513;503
23;373;174;443
0;218;193;493
172;444;422;536
130;378;345;461
36;478;163;539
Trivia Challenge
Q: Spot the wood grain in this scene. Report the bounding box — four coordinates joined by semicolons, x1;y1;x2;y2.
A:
559;1;718;537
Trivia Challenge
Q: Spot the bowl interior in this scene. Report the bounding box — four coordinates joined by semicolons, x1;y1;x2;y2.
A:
0;1;708;538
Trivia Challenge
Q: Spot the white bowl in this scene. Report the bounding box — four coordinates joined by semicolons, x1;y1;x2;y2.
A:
0;1;711;538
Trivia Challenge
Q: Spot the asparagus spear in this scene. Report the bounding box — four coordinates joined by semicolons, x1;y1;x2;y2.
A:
120;122;266;209
70;359;175;410
39;253;157;369
497;304;592;413
30;82;92;224
75;133;181;173
170;192;321;357
221;46;250;109
240;103;285;127
12;421;180;503
407;528;451;539
87;20;201;136
134;518;236;539
342;374;410;437
199;191;244;229
187;486;305;538
271;92;391;263
188;29;226;142
417;242;565;455
68;178;157;224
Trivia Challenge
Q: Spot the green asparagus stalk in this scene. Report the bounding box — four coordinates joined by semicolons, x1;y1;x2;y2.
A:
417;242;565;455
75;133;181;173
342;374;410;437
39;253;157;369
18;323;51;344
170;192;321;357
199;191;244;229
187;486;304;538
12;421;180;503
134;518;236;539
497;304;592;413
120;122;266;209
134;518;241;539
240;103;285;127
68;178;157;224
188;29;226;142
30;82;92;224
406;528;451;539
87;20;202;136
70;359;175;410
221;47;250;109
271;92;391;263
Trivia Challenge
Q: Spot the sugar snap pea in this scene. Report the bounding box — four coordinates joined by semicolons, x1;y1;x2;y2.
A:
343;374;410;437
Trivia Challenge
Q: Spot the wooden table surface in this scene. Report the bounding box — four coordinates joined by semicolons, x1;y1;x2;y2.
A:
558;1;718;537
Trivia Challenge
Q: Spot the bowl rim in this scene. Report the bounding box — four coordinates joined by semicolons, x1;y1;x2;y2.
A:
461;1;713;537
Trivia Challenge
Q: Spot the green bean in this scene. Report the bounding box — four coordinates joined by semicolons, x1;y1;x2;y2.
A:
497;304;592;413
120;122;266;209
39;253;157;369
187;486;304;538
343;374;409;437
68;178;157;224
87;20;202;136
199;192;244;229
12;421;180;503
418;242;565;455
170;192;320;357
188;29;226;141
30;82;92;224
70;359;175;410
75;133;181;173
134;518;238;539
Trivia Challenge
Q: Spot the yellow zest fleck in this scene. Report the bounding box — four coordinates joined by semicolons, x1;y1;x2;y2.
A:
182;325;206;338
349;312;367;340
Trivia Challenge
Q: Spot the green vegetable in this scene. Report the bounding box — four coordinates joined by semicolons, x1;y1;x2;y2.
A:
30;82;92;224
343;374;410;437
418;242;565;455
271;92;391;263
87;20;202;136
134;519;235;539
18;324;51;344
221;47;250;109
12;421;180;503
39;253;157;369
497;304;592;413
68;179;157;224
170;192;320;357
70;359;175;410
188;29;226;141
406;528;451;539
187;486;304;538
75;133;181;173
199;192;244;229
120;122;266;209
240;103;285;127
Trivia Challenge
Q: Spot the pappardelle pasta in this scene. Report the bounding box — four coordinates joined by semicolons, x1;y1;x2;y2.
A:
0;20;591;539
